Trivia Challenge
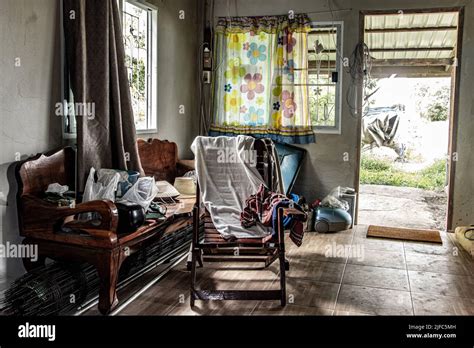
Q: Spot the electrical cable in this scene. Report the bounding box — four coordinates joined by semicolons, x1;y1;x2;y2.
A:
326;0;376;118
345;42;374;118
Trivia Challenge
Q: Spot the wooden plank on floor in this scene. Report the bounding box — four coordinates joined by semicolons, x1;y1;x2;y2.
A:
367;225;442;243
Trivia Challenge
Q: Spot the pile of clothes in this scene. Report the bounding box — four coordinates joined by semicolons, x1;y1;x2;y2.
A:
241;184;305;247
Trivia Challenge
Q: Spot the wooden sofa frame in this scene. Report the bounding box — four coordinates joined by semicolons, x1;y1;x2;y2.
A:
15;142;194;315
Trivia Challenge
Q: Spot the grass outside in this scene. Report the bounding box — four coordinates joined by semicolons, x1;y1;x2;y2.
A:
360;156;447;191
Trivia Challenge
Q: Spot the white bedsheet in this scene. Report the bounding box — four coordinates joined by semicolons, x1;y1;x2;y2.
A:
191;136;271;239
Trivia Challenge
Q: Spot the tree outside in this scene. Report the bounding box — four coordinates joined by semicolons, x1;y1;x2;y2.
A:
123;3;148;130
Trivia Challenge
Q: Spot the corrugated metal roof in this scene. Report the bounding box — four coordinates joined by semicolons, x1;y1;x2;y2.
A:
365;12;459;60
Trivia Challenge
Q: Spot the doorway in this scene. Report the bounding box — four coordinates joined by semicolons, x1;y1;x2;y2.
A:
356;8;464;232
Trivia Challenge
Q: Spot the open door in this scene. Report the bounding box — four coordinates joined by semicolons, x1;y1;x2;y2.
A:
355;8;464;233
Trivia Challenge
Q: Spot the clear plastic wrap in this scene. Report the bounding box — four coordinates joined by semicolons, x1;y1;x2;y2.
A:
120;177;158;210
320;186;352;211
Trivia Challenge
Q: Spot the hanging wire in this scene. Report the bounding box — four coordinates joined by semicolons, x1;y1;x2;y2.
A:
326;0;375;118
346;42;374;118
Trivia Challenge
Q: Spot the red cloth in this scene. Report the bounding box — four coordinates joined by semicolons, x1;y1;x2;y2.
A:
241;184;305;246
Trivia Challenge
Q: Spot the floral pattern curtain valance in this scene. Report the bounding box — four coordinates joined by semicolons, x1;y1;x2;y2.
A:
210;14;315;144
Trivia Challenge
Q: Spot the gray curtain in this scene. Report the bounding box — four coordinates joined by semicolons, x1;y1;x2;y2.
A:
63;0;144;189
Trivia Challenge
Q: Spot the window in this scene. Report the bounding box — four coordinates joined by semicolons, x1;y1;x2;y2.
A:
122;0;158;132
60;0;158;136
307;22;343;133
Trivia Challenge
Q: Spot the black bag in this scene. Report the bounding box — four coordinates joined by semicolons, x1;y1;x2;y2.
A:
116;201;146;234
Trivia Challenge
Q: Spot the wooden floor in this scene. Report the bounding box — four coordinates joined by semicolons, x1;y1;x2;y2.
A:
84;225;474;316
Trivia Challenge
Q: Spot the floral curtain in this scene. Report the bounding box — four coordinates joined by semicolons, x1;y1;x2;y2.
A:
209;15;315;144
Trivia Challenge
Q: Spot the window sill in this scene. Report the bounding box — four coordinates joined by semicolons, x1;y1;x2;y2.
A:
313;127;341;135
136;129;158;135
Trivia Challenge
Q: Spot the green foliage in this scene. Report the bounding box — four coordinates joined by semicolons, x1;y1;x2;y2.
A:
360;156;446;190
360;156;391;171
415;81;450;122
123;3;148;125
308;76;336;127
364;78;379;107
426;102;449;122
128;57;146;96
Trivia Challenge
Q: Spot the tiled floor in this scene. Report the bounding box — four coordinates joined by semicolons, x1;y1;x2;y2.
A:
85;225;474;316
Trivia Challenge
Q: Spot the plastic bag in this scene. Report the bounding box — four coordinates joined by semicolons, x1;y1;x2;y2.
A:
82;168;120;203
79;168;120;222
120;177;158;211
45;183;69;195
321;186;351;211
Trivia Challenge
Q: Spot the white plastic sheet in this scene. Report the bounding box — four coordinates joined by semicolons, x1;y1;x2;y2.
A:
121;177;158;210
321;186;351;211
82;168;120;203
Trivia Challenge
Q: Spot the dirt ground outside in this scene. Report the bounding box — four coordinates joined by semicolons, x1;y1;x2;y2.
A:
358;184;447;231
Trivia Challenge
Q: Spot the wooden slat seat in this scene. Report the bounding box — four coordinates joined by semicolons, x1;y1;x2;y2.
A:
202;213;274;245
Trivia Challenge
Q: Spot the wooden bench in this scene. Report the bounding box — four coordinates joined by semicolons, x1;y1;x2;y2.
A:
15;140;194;315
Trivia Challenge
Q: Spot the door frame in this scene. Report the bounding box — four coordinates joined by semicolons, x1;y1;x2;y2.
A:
354;7;465;231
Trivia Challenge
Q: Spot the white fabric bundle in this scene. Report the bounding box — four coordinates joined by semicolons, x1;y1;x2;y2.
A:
191;135;271;239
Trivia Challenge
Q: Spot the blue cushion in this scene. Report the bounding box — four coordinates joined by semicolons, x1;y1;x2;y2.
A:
275;143;306;196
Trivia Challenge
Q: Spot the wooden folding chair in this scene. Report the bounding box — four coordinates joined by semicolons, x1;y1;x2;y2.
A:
189;138;305;307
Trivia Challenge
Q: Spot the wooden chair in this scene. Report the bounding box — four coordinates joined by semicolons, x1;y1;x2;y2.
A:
189;138;306;307
137;138;194;182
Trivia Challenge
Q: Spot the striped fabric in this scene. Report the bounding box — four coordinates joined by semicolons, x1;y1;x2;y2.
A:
241;184;305;246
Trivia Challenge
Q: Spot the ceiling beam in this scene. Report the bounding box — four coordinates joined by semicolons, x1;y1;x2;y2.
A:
372;58;453;66
369;47;455;52
370;66;452;78
362;7;462;15
365;26;457;33
314;47;454;54
307;59;453;71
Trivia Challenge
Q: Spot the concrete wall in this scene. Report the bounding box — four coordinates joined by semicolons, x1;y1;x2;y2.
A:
210;0;474;228
139;0;201;159
0;0;62;279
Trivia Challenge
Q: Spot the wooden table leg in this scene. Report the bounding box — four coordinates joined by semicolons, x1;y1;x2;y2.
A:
96;249;123;315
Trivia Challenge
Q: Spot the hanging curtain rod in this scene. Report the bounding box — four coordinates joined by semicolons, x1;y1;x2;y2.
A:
214;8;353;19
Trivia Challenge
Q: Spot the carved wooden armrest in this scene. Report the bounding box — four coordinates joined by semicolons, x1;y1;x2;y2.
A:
20;195;119;234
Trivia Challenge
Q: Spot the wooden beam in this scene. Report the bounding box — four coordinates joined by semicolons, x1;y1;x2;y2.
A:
446;6;464;232
354;10;366;226
307;60;454;77
369;47;454;52
372;58;453;66
361;7;462;16
366;26;457;33
370;65;451;78
313;47;454;54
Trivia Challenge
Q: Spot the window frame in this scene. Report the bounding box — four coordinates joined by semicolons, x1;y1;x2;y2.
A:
308;21;343;135
121;0;158;134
